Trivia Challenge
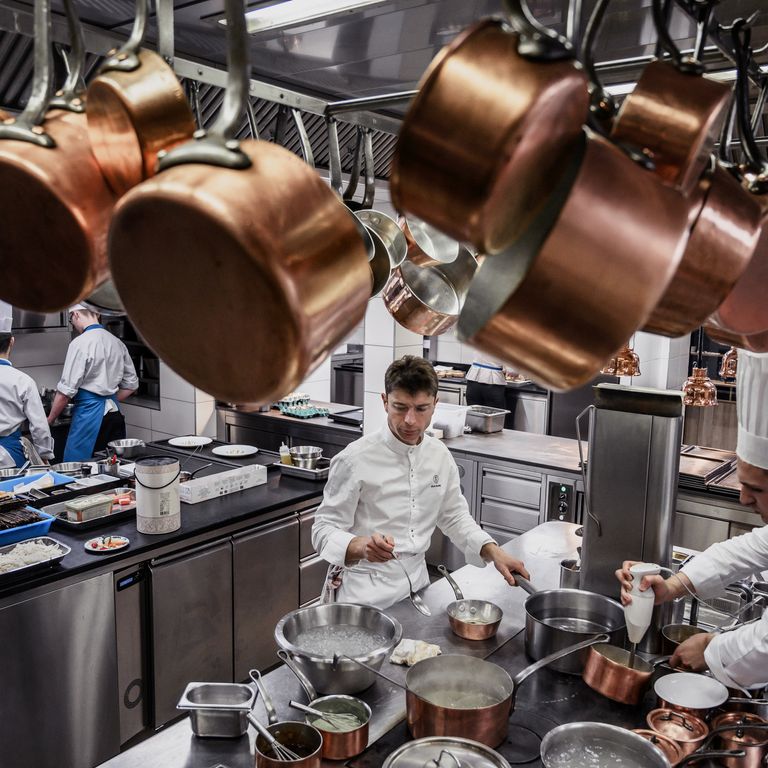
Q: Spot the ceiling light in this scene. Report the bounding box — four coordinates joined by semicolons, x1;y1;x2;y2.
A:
719;347;738;380
682;365;718;407
218;0;390;34
601;341;641;377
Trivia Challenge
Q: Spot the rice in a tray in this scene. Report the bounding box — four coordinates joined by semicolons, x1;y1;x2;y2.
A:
0;540;61;574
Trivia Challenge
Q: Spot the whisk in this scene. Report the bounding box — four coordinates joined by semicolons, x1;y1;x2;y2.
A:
246;712;301;761
289;700;361;731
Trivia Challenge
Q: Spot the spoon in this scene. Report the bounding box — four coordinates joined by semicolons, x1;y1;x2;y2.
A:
393;554;431;616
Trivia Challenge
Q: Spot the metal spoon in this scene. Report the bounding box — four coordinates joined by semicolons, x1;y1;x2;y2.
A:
393;555;431;616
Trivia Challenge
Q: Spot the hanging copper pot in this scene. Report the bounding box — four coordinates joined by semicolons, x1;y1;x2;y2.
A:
86;0;195;196
457;129;690;391
704;318;768;354
0;0;116;312
108;0;370;406
390;0;588;255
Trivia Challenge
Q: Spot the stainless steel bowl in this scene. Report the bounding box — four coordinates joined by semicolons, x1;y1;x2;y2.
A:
107;438;146;458
177;682;256;738
289;446;323;469
275;603;403;694
51;462;89;475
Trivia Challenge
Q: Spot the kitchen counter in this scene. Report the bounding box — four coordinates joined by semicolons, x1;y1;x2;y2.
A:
99;521;681;768
218;401;362;435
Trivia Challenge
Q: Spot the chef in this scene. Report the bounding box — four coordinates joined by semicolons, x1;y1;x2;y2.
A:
0;320;55;467
466;355;512;410
617;351;768;689
312;354;530;609
48;304;138;462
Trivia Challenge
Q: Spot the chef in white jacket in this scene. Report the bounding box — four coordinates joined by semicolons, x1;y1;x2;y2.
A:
312;355;529;609
0;322;55;467
617;350;768;689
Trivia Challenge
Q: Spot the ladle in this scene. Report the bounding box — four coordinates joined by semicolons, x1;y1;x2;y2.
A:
393;555;431;616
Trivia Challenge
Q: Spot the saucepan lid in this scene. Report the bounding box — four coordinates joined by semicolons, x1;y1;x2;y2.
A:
382;736;512;768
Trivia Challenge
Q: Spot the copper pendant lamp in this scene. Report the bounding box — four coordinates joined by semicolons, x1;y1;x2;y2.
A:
683;329;718;406
601;341;641;377
719;347;738;380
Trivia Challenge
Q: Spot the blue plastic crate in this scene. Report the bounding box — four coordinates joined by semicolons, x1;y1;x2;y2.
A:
0;507;54;546
0;471;76;493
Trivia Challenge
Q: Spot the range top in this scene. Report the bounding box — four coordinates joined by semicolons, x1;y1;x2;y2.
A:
148;439;279;470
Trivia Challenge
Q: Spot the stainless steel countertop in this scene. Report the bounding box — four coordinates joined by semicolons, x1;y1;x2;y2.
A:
98;522;581;768
445;429;584;474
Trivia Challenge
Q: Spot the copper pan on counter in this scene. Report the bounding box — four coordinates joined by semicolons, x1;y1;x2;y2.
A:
85;0;195;197
0;0;116;312
108;0;370;406
457;129;691;391
390;0;588;255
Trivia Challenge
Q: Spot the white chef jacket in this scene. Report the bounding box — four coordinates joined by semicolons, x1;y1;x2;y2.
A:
312;425;495;609
57;327;138;413
466;356;506;386
682;525;768;689
0;362;55;460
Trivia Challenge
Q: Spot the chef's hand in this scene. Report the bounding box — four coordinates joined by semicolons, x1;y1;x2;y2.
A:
346;533;395;565
670;632;715;672
481;543;530;587
615;560;692;607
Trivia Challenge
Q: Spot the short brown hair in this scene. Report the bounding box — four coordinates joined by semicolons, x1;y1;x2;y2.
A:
384;355;437;397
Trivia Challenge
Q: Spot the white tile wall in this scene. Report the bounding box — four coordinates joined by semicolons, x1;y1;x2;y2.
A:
151;397;196;436
16;364;63;390
364;298;395;347
364;345;394;394
120;401;152;429
159;362;195;402
195;401;217;438
364;391;386;434
125;425;152;443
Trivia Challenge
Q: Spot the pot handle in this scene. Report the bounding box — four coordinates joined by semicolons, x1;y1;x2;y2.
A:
276;649;318;702
426;750;462;768
437;565;465;601
343;127;364;204
677;750;745;767
581;0;615;130
512;633;609;688
292;108;314;168
512;575;537;596
100;0;147;73
361;129;376;210
0;0;55;147
48;0;85;113
650;0;703;75
326;116;344;197
503;0;574;61
156;0;176;65
334;653;407;691
249;669;279;725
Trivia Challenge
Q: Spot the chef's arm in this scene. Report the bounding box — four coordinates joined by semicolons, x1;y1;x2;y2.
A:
346;533;394;564
480;542;530;586
47;391;71;425
23;388;55;462
116;387;136;402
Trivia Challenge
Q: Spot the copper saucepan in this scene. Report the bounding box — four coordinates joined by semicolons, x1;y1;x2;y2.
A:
711;713;768;768
0;0;116;312
86;0;195;196
647;707;710;758
398;215;460;269
391;0;588;254
108;0;370;406
632;729;685;765
457;129;690;390
705;317;768;354
437;564;503;641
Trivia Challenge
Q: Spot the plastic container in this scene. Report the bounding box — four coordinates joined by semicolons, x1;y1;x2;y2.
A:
135;456;180;535
280;442;292;465
430;403;468;439
0;507;54;546
65;494;114;522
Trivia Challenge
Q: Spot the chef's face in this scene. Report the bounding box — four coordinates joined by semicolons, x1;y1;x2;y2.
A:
737;459;768;523
382;388;437;445
69;310;86;334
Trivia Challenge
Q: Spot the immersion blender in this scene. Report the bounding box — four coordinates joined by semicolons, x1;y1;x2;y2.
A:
624;562;661;668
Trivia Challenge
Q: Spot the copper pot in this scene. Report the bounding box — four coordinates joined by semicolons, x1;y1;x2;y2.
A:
711;714;768;768
633;729;685;765
661;624;708;656
252;719;323;768
391;3;588;254
457;129;690;390
438;564;503;641
0;0;116;312
582;643;666;705
108;0;370;406
647;708;710;757
86;0;194;196
398;215;459;269
704;317;768;354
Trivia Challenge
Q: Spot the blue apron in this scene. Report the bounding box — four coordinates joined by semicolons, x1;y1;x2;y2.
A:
0;359;25;467
63;325;119;462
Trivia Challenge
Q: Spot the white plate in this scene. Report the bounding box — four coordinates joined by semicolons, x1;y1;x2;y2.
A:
84;535;130;554
168;436;213;448
654;672;728;709
211;444;259;457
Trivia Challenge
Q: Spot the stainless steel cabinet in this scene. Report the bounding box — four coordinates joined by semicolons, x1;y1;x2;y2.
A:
479;461;543;540
233;515;300;679
150;540;233;727
0;574;120;768
674;511;729;552
437;382;466;405
513;392;548;434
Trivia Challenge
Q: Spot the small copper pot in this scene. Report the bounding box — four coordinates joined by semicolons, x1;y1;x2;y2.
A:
253;721;323;768
647;708;709;757
633;729;685;765
711;713;768;768
661;624;708;656
296;696;370;761
582;643;666;705
438;564;503;641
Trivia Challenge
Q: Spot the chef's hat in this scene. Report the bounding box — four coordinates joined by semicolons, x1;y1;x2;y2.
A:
0;300;11;333
68;303;87;313
737;351;768;469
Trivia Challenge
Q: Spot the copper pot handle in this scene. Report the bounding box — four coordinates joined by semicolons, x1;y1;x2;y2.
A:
292;108;314;168
0;0;54;147
658;710;699;733
48;0;86;113
157;0;251;170
326;116;343;197
437;565;465;601
156;0;176;65
651;0;703;74
343;127;363;204
503;0;574;60
100;0;147;73
512;633;610;688
361;129;376;210
677;750;745;766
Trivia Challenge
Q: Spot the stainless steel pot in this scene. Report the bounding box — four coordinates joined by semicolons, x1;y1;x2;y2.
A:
274;603;402;694
516;577;626;674
382;737;512;768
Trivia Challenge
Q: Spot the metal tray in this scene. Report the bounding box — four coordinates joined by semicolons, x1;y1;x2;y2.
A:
49;488;137;531
0;535;71;582
273;458;331;480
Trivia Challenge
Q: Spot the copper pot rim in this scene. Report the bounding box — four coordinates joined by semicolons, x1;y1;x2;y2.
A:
647;707;709;744
255;720;324;765
632;728;685;763
586;643;655;676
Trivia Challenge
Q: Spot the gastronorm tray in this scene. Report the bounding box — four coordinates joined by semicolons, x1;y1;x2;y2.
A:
0;507;54;547
49;488;137;531
0;471;76;494
0;535;70;582
273;458;331;481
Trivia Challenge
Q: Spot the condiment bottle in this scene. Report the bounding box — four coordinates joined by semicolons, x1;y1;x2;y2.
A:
280;443;292;465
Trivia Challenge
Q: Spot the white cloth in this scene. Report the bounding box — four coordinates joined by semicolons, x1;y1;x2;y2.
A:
0;362;55;460
681;526;768;689
465;356;506;386
311;426;495;609
737;352;768;469
0;301;11;333
57;327;138;413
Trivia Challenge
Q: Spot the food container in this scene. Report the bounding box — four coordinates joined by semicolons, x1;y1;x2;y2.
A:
289;446;323;470
0;536;70;582
0;507;54;546
65;493;114;522
465;405;510;433
430;403;468;439
177;682;256;738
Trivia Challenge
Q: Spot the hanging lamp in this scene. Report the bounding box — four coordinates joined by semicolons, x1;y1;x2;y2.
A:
601;341;641;377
